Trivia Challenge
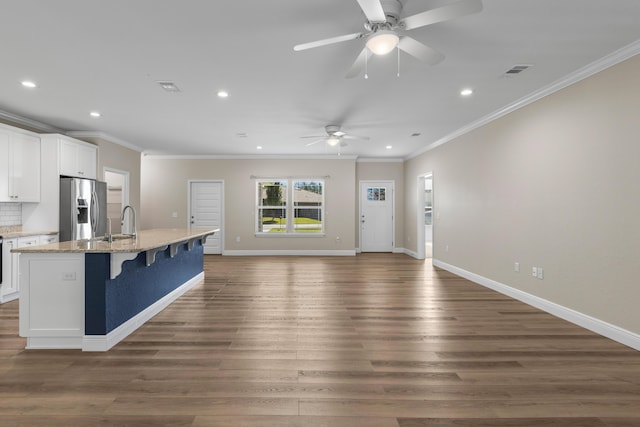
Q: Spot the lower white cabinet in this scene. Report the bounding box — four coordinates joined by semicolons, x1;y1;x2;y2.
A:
1;238;18;303
39;234;59;245
0;234;59;303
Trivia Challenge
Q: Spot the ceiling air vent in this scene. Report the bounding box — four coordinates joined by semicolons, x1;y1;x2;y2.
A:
503;64;532;77
157;81;181;92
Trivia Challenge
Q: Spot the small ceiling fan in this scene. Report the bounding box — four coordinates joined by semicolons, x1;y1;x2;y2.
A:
294;0;483;78
302;125;370;147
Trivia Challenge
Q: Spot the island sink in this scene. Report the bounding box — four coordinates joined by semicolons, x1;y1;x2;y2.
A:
13;228;218;351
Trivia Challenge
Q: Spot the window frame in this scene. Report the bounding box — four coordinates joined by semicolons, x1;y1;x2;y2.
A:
255;178;325;237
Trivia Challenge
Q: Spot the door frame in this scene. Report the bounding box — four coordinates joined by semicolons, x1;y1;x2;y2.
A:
358;179;395;253
187;179;224;254
416;172;433;260
103;167;130;233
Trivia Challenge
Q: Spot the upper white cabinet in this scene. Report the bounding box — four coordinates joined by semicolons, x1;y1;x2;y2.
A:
0;126;41;203
58;137;97;179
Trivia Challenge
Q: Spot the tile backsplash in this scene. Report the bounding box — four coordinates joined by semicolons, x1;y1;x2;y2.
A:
0;203;22;226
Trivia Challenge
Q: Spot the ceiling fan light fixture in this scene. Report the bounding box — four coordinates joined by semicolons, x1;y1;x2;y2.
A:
327;136;340;146
366;30;399;55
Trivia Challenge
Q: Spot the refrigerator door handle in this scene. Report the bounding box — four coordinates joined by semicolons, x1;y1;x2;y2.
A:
91;190;99;235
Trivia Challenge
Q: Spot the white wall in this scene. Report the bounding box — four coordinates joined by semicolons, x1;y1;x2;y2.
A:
404;54;640;335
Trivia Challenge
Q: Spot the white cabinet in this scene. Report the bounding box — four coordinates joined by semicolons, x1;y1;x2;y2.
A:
0;127;41;202
59;138;97;179
0;234;58;304
1;238;18;303
39;234;59;245
18;235;40;249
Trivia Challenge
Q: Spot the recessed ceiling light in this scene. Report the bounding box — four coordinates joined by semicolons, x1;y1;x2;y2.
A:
21;80;37;88
89;111;101;117
217;90;229;98
386;145;393;150
256;146;263;150
460;88;474;97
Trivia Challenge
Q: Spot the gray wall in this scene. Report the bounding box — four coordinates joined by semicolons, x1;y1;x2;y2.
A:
78;135;142;219
355;161;404;250
141;157;356;252
404;54;640;334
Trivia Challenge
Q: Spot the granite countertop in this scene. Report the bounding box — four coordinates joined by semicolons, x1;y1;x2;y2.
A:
0;227;58;239
11;228;218;254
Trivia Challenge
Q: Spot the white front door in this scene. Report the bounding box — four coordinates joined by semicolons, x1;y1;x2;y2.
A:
360;180;394;252
189;181;223;254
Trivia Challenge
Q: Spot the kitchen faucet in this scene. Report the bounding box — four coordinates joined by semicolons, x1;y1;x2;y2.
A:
121;205;137;239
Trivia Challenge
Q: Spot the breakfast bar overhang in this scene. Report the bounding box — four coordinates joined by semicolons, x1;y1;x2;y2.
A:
14;228;218;351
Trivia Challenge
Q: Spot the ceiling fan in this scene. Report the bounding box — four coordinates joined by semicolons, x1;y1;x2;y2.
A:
294;0;483;78
302;125;370;147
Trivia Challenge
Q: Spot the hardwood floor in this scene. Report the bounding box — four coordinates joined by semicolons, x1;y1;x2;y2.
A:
2;253;640;426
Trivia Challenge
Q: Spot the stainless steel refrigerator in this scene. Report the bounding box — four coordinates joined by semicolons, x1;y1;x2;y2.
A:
59;177;107;241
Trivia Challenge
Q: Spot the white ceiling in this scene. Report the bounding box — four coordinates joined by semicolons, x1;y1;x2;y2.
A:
1;0;639;158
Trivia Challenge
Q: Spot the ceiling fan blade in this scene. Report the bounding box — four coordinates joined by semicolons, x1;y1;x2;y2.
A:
294;32;364;51
300;135;325;139
343;134;370;141
400;0;483;31
306;138;327;146
356;0;386;23
345;47;373;79
398;36;445;65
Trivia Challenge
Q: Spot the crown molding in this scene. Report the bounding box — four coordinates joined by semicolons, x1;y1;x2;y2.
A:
356;157;404;163
143;153;359;160
407;38;640;160
0;109;63;133
65;131;143;152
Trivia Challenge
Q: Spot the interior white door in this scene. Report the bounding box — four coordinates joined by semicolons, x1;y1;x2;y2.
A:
190;181;223;254
360;181;394;252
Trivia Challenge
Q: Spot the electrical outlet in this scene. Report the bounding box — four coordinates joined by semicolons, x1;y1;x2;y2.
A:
537;267;544;280
172;212;178;218
532;267;538;277
62;272;76;281
235;236;241;243
514;262;520;272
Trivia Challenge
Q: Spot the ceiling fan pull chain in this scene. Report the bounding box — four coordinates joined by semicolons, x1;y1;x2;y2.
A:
364;50;369;79
397;46;400;77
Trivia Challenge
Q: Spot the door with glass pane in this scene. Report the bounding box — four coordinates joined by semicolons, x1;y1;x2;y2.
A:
360;180;394;252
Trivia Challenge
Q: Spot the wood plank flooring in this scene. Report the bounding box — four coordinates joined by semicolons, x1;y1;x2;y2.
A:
1;253;640;426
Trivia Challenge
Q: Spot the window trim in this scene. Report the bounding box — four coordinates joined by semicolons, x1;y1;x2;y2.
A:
255;178;325;237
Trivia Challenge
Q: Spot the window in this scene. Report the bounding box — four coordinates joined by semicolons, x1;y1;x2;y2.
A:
256;179;324;235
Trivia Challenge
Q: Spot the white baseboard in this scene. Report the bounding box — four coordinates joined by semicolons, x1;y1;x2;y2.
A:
222;249;356;256
433;259;640;351
82;272;204;351
0;291;19;304
26;336;83;350
397;247;419;258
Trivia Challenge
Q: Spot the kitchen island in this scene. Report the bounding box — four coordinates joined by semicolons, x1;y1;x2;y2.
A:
14;228;218;351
